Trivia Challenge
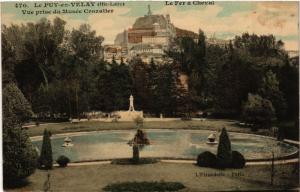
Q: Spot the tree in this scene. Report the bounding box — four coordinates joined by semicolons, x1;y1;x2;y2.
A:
214;42;263;117
130;57;151;111
61;24;104;117
15;18;66;103
86;60;107;112
3;19;105;118
3;83;38;186
260;70;287;120
213;33;287;118
153;64;179;116
109;59;133;111
278;62;299;120
167;30;208;109
242;93;275;129
217;127;232;168
201;44;227;108
192;29;207;100
39;129;53;169
176;83;194;118
234;33;284;57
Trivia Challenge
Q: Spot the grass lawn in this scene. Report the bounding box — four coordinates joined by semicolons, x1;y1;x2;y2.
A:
20;119;298;191
6;162;299;191
26;119;271;137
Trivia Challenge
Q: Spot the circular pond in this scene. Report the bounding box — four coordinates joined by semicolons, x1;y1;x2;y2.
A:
32;129;298;162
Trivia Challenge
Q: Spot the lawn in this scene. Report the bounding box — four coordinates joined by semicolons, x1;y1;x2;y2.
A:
20;119;299;191
6;162;299;191
26;119;271;137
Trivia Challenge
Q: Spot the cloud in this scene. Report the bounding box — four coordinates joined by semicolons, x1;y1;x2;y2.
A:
47;7;136;44
284;41;299;51
156;2;298;50
2;13;34;26
86;7;135;44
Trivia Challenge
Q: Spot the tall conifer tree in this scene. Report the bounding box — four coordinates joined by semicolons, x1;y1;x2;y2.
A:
217;127;232;168
39;129;53;169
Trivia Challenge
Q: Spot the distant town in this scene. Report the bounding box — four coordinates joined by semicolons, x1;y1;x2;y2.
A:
103;5;298;65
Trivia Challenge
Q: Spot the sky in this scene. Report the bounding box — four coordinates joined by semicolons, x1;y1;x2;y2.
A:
1;1;299;50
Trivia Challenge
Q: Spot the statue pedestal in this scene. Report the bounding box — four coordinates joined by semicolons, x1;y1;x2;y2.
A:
110;94;143;121
115;110;143;121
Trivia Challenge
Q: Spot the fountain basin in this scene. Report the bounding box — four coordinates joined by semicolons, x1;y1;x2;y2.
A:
31;129;298;162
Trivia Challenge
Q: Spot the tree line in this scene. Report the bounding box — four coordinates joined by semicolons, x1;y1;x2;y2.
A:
2;17;186;118
2;17;299;124
168;30;298;126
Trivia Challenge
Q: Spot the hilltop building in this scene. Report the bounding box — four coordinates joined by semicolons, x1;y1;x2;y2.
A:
104;5;229;64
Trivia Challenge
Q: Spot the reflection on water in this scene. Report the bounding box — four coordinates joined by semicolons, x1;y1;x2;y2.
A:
33;129;298;162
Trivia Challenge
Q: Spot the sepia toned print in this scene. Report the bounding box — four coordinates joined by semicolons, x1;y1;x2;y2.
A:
1;1;299;191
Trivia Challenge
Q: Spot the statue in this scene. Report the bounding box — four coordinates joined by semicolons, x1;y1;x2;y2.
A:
129;94;135;111
147;5;152;16
62;136;73;147
206;133;218;145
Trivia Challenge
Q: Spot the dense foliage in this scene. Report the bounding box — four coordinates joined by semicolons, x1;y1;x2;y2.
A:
242;94;275;130
38;129;53;169
168;32;298;131
3;83;38;186
2;17;298;129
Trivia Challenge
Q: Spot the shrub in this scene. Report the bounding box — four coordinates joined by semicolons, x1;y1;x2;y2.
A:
196;151;217;167
134;116;144;128
103;181;185;192
242;93;275;129
38;129;53;169
217;128;232;168
56;155;70;167
231;151;246;169
111;158;158;165
3;83;38;187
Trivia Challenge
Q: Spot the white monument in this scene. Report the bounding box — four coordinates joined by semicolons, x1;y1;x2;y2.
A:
114;95;143;121
62;136;74;147
129;94;135;111
206;133;218;145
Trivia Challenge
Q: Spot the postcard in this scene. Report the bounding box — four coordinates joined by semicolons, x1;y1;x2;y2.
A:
1;1;299;191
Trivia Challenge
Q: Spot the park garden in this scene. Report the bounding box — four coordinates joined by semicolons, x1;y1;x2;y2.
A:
2;17;299;191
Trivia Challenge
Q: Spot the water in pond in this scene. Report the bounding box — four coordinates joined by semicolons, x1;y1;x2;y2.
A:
32;129;298;162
